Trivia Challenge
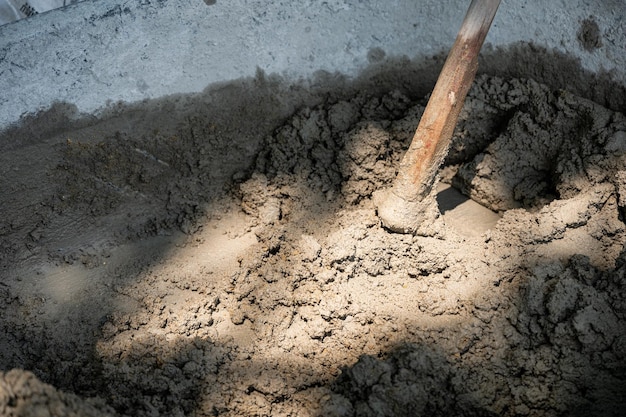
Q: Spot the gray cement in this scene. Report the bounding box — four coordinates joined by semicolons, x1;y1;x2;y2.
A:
0;0;624;129
1;2;625;416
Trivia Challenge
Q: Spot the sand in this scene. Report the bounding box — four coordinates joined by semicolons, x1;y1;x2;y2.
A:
0;60;625;416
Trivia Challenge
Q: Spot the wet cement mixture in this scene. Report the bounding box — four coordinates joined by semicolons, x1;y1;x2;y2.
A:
1;55;626;417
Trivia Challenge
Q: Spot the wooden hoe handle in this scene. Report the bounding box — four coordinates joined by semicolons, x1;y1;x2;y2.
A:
376;0;501;234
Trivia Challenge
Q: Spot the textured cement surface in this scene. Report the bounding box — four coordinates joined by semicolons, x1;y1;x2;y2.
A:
1;71;625;417
0;0;625;129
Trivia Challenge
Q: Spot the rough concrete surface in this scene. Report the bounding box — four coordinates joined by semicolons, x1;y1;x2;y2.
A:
1;2;626;417
0;0;625;128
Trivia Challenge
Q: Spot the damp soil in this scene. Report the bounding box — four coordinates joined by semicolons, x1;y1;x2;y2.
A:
1;56;625;416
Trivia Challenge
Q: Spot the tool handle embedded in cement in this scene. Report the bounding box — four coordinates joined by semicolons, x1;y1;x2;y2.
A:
396;0;501;199
376;0;500;234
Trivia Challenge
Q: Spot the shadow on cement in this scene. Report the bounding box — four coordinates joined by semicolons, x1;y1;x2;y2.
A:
0;41;625;416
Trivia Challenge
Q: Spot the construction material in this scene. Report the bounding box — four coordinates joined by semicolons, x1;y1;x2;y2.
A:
375;0;501;234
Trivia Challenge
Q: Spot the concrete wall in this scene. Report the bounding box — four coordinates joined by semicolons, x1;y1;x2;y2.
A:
0;0;624;128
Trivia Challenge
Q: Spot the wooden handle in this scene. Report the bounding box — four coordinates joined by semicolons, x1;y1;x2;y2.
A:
376;0;501;234
396;0;501;199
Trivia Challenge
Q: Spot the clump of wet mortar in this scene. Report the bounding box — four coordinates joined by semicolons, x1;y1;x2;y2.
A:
1;74;625;417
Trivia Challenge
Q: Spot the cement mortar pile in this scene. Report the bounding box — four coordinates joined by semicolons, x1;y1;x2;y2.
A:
0;74;625;416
